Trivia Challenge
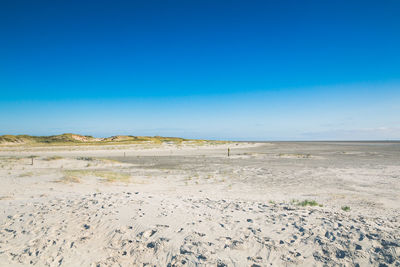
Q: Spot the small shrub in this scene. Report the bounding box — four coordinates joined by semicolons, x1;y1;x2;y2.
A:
43;156;63;161
76;157;94;161
293;199;322;207
341;206;351;212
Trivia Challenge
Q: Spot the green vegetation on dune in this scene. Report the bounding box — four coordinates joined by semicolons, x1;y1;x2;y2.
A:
0;135;31;143
0;133;94;145
0;133;214;146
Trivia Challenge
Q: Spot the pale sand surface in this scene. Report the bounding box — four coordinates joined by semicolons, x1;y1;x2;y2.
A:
0;141;399;266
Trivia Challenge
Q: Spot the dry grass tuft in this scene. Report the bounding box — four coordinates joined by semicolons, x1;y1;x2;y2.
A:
43;156;63;161
19;172;34;177
98;158;122;164
96;171;131;183
0;195;13;200
59;170;130;183
279;153;311;159
58;171;82;183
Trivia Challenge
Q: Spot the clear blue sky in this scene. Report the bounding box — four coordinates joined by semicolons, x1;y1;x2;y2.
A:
1;0;399;140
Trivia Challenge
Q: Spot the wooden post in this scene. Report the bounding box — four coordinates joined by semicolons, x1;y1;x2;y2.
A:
30;155;37;165
228;148;230;157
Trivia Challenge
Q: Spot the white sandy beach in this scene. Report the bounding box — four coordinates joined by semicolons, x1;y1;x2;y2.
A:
0;141;399;266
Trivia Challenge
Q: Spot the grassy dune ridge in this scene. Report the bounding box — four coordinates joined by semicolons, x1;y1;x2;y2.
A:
0;133;223;146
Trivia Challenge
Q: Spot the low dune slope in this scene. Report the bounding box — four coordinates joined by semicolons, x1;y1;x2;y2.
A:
0;133;197;146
